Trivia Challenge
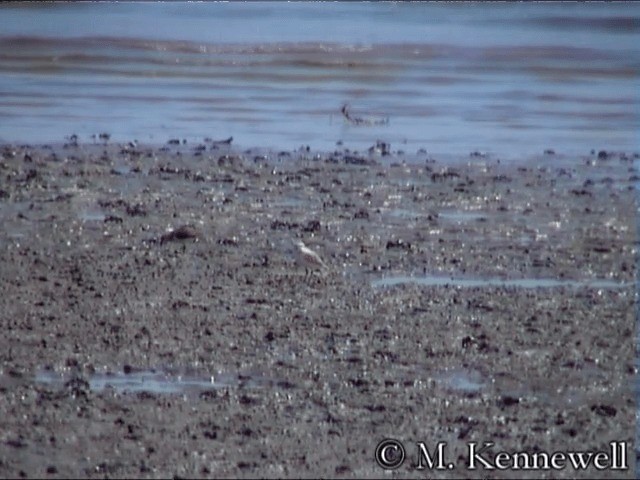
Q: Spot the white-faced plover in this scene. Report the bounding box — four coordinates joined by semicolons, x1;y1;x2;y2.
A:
293;239;327;276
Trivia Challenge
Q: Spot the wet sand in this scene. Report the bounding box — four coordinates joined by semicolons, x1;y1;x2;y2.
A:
0;141;637;478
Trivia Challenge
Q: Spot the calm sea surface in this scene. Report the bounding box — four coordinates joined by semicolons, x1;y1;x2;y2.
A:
0;2;638;157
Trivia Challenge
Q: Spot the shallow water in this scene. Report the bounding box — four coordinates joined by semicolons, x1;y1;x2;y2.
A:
34;368;276;394
438;211;486;222
372;275;634;289
1;3;638;157
80;211;107;222
435;368;485;394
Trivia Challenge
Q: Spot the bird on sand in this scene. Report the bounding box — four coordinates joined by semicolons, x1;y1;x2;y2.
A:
293;239;327;276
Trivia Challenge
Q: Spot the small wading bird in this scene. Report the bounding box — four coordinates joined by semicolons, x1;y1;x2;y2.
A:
293;239;327;277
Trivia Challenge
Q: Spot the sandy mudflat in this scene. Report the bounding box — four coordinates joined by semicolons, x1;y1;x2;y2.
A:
0;141;637;478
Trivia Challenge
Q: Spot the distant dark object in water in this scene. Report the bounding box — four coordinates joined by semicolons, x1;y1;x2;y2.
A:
341;104;389;126
597;150;609;160
165;138;186;145
344;154;377;166
65;134;79;148
544;149;555;155
368;140;390;156
205;136;233;145
215;136;233;145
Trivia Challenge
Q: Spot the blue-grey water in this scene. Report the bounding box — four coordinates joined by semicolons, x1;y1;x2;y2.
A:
0;2;638;156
